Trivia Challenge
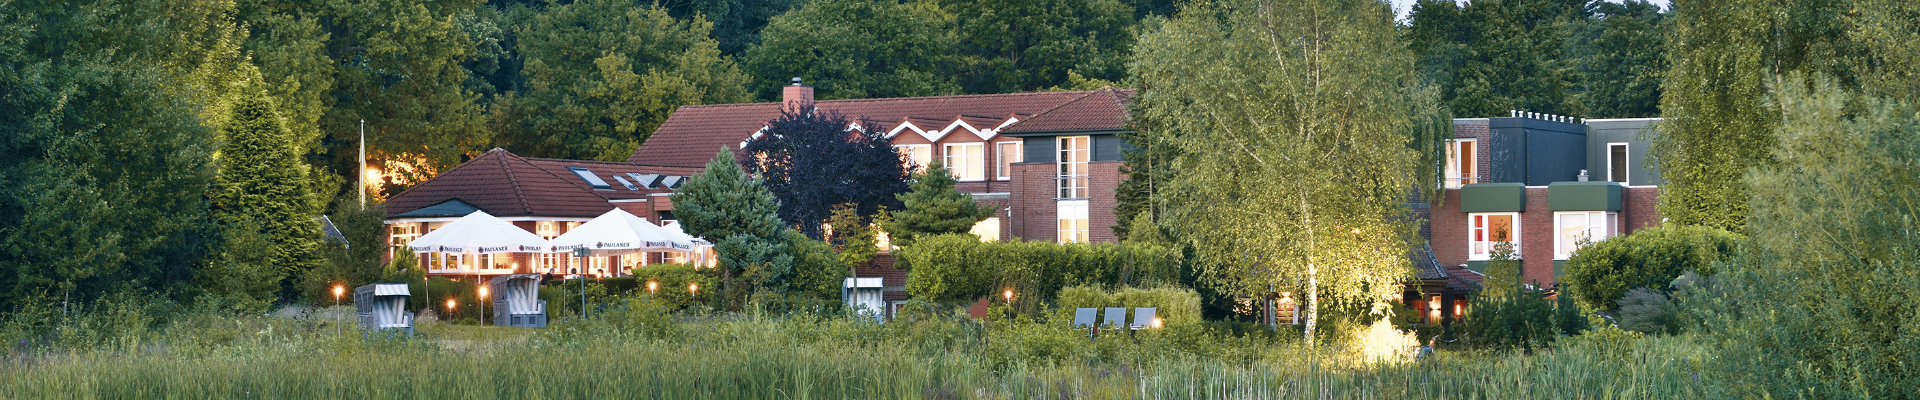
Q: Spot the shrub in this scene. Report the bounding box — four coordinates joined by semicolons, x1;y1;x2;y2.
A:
1455;288;1557;353
1562;225;1741;311
626;263;721;309
1614;287;1675;334
1051;285;1202;327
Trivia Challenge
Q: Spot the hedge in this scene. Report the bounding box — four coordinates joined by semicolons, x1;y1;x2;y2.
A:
897;234;1182;312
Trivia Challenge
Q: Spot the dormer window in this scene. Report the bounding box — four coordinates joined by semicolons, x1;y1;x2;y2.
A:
568;167;611;190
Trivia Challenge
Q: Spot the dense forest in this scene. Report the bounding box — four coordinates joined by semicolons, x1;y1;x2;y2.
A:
0;0;1670;310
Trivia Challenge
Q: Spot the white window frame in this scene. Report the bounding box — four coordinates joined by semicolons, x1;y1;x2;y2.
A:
893;144;932;173
1057;200;1089;243
1445;139;1478;189
1057;136;1090;199
1467;212;1521;261
1554;211;1619;260
942;143;986;181
1606;142;1630;184
995;141;1022;180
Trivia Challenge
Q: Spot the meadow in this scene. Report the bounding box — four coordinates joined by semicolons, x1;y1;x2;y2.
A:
0;299;1717;399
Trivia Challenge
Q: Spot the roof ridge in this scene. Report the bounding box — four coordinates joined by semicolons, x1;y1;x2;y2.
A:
498;150;534;216
1010;90;1101;126
382;148;501;211
512;153;614;203
522;157;644;166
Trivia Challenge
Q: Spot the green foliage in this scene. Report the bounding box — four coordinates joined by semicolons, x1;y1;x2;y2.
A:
1404;0;1589;118
1562;224;1741;311
784;229;850;306
825;204;879;267
1614;287;1675;335
1653;0;1865;234
1481;241;1523;298
1553;291;1591;336
742;0;959;101
492;0;750;161
886;160;994;248
323;0;492;185
212;92;324;301
1133;0;1444;344
1052;285;1201;326
1564;1;1668;118
626;263;722;310
1456;287;1558;354
1695;75;1920;398
898;234;1182;312
672;150;792;309
942;0;1138;94
0;0;234;314
0;304;1733;398
305;205;392;302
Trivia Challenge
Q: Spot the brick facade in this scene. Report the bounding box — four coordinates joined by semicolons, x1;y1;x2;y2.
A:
1431;185;1664;287
1454;122;1493;184
1623;187;1660;231
1010;162;1057;242
1088;161;1123;243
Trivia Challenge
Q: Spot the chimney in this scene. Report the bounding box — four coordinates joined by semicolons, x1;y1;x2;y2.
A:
782;77;813;111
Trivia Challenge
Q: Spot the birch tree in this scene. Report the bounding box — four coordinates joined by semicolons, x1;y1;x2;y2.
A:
1131;0;1445;345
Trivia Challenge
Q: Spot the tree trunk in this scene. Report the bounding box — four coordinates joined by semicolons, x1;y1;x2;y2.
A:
1305;262;1318;347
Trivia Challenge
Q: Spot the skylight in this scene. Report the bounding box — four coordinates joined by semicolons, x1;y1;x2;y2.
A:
567;167;612;190
612;175;638;190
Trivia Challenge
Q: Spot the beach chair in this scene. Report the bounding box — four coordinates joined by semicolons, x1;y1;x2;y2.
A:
1103;307;1128;331
1130;307;1156;330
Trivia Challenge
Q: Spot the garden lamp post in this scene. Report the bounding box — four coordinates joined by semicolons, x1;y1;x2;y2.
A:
447;298;456;322
1002;288;1015;320
478;285;489;326
689;282;698;299
648;280;658;295
333;284;345;335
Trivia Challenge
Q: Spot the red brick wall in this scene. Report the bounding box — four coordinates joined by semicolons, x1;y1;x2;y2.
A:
1010;162;1056;242
1432;190;1467;268
1623;187;1660;232
1455;123;1492;183
1088;161;1123;243
1520;187;1554;286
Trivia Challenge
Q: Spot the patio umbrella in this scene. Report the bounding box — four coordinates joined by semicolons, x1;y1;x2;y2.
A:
407;210;550;255
545;208;696;256
660;220;711;246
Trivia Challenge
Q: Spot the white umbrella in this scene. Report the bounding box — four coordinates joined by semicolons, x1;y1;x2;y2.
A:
407;210;550;255
546;208;696;256
660;220;711;245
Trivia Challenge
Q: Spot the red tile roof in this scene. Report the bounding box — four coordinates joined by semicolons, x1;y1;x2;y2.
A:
522;158;676;201
386;149;617;218
1000;87;1135;134
628;89;1127;168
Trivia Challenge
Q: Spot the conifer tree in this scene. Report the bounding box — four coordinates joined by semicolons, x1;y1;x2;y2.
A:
211;92;322;303
672;149;792;308
886;160;994;248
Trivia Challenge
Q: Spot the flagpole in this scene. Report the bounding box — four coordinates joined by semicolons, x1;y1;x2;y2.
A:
358;119;366;209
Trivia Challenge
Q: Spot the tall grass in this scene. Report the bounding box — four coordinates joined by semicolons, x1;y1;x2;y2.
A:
0;306;1716;399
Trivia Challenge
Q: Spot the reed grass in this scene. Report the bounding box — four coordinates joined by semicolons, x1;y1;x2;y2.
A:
0;308;1716;399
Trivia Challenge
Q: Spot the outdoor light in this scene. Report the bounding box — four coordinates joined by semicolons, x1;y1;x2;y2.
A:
1003;288;1014;302
689;282;698;295
648;280;659;294
447;298;456;312
1152;317;1164;329
333;284;344;301
479;286;489;299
